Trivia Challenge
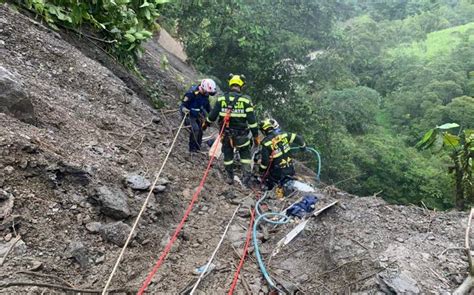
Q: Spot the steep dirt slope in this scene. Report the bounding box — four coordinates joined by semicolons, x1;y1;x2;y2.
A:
0;3;471;294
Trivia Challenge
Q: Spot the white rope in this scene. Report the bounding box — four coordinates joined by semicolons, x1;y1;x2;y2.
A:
189;205;241;295
102;115;188;294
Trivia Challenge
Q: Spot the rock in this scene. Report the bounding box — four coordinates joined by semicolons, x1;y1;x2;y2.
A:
0;66;36;124
427;235;435;241
67;241;88;268
95;255;105;264
3;166;14;175
0;193;14;219
153;185;166;193
396;237;404;243
100;221;135;247
4;233;12;242
378;270;420;294
0;238;26;256
90;186;130;219
157;178;170;186
125;174;151;190
29;260;43;271
85;222;102;233
0;189;9;201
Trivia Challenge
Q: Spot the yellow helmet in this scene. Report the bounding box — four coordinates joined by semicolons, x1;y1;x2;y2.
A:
228;74;245;87
260;119;274;133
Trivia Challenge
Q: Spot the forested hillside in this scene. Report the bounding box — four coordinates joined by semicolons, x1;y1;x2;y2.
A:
162;0;474;210
2;1;474;293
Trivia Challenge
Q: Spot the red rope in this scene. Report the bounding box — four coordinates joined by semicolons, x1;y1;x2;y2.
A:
228;208;255;294
228;155;274;294
137;115;229;295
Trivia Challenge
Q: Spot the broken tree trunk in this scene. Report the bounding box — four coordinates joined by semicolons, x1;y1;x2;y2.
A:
454;208;474;295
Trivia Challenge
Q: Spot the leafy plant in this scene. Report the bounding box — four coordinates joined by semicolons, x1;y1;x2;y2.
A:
21;0;170;68
417;123;474;209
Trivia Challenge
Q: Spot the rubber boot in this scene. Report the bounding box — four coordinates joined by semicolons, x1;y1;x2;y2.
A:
226;170;234;185
242;171;252;188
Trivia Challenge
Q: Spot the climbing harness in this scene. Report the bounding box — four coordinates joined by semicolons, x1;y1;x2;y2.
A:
137;109;233;294
101;115;188;295
190;205;241;294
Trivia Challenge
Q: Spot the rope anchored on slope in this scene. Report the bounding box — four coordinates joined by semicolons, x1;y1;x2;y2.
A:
101;115;188;295
137;111;231;294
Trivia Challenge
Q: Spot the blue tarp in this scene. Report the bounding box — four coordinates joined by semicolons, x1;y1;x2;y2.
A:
286;195;318;218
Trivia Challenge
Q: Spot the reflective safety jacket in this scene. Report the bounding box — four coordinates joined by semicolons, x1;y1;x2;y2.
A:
180;85;211;118
259;130;306;173
206;91;258;137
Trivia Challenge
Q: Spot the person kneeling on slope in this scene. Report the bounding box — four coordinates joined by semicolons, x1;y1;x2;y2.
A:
258;118;306;195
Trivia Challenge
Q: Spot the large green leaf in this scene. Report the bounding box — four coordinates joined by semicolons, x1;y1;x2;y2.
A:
416;128;435;149
442;132;460;148
437;123;460;130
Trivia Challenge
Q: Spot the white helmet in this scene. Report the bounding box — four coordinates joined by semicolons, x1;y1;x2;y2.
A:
200;79;217;95
270;118;279;130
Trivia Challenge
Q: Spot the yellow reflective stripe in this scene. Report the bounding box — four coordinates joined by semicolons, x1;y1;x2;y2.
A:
224;160;233;165
273;151;283;158
218;112;247;118
245;107;254;112
260;164;267;169
290;133;296;143
239;97;250;104
248;122;258;128
236;140;250;148
263;141;272;147
217;96;226;102
240;159;251;164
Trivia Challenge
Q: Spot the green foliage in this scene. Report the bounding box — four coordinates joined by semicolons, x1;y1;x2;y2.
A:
162;0;474;210
417;124;474;209
389;22;474;59
22;0;170;67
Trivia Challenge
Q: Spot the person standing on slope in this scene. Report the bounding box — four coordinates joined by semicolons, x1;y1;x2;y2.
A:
204;74;259;185
258;118;306;196
180;79;217;153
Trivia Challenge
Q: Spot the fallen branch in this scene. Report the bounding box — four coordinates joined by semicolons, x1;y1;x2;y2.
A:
15;271;75;288
438;247;465;257
454;208;474;295
0;281;132;293
0;235;21;266
430;268;449;285
345;261;397;288
162;109;179;114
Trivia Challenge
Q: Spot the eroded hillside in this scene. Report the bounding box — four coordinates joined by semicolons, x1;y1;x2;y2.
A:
0;4;471;294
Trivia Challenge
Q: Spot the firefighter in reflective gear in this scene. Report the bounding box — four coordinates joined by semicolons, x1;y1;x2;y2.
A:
204;74;259;185
180;79;216;152
259;118;306;192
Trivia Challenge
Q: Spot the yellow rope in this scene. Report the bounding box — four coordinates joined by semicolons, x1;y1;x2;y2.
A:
101;115;187;294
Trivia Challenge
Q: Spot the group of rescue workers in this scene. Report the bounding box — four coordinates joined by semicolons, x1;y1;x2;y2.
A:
180;74;306;194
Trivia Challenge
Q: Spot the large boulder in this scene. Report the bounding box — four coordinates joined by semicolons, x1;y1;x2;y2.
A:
89;186;130;219
0;66;35;124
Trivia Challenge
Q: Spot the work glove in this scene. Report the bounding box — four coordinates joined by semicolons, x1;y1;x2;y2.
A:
202;120;210;131
181;107;190;115
253;137;260;147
